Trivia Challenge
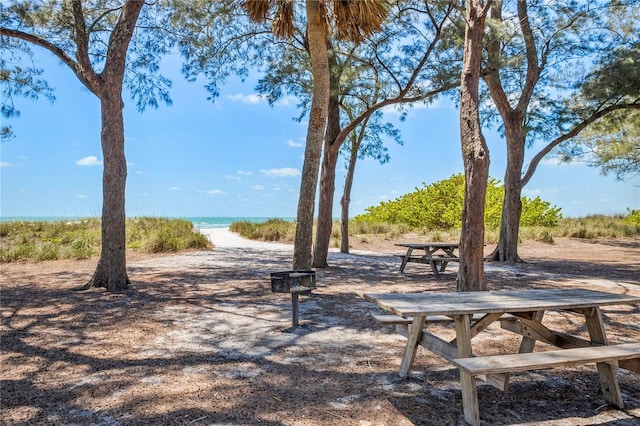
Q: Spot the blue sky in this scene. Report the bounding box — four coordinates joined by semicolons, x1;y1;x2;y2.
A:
1;52;639;220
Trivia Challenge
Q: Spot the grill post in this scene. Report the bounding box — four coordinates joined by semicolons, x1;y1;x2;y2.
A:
292;293;300;327
270;270;316;328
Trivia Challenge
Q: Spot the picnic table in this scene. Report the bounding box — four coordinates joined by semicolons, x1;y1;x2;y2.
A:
395;242;459;277
364;288;640;426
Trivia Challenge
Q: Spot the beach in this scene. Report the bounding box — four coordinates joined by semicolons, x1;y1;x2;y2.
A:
1;228;639;425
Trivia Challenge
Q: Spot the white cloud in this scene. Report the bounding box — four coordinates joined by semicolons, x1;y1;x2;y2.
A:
0;162;11;167
260;167;300;177
170;186;180;191
237;170;253;176
207;189;225;196
227;93;266;104
522;187;560;197
135;171;147;175
76;194;87;199
251;185;265;190
540;157;579;167
287;138;304;148
276;95;297;107
76;156;102;166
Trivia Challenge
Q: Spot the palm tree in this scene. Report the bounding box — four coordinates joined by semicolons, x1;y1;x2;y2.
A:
242;0;389;269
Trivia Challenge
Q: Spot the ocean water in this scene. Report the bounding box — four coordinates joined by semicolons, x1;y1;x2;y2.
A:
186;217;295;230
0;216;294;230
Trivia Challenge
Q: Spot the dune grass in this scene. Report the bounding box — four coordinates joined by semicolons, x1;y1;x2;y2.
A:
232;214;640;246
0;217;211;263
2;214;636;263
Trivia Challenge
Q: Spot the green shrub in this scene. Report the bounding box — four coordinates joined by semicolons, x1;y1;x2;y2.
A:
355;173;562;231
520;197;562;227
623;209;640;226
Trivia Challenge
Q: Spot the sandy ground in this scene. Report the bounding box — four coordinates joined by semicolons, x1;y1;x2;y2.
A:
1;229;639;426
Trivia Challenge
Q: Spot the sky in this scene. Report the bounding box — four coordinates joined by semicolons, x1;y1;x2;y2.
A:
1;51;639;220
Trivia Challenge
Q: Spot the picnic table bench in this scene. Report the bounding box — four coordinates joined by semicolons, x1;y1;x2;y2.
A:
365;288;640;426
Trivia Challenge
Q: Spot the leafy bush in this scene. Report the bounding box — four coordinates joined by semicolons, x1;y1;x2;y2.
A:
623;209;640;226
354;173;562;230
520;197;562;227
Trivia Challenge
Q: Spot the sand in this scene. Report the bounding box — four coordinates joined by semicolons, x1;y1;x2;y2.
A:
1;229;639;425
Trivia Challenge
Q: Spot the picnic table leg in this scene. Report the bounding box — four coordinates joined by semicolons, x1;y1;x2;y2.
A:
292;293;300;328
454;314;480;426
398;315;426;378
489;310;545;391
426;252;440;278
583;307;624;408
399;248;413;272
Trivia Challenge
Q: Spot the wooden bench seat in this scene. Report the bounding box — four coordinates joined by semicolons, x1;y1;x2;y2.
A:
430;256;459;262
373;314;458;324
451;342;640;375
372;313;515;325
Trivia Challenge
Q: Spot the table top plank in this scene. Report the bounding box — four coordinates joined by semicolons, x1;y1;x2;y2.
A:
364;289;640;317
395;243;459;249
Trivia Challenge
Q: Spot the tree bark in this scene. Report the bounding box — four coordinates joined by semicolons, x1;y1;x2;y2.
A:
340;136;360;254
87;93;130;292
457;0;491;292
292;0;330;270
312;47;341;268
492;119;525;261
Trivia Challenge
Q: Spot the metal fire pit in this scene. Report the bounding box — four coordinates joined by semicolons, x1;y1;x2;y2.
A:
270;270;316;328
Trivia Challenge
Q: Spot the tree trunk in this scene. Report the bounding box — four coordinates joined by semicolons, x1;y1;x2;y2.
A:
491;118;525;262
312;58;341;268
85;94;130;292
484;0;538;263
457;0;490;292
340;140;359;254
292;0;330;270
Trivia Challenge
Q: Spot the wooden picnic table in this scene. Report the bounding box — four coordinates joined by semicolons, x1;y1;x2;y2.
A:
395;242;459;277
364;288;640;425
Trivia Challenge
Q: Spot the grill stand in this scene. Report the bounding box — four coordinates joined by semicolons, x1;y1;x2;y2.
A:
270;270;316;329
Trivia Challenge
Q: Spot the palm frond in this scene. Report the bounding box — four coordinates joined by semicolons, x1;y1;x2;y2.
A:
272;0;295;38
242;0;271;23
333;0;389;43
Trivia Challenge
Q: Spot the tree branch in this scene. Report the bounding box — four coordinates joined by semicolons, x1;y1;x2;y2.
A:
522;103;640;186
0;27;99;96
71;0;102;94
515;0;539;114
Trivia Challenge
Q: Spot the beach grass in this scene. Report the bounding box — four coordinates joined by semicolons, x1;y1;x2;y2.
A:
0;217;211;263
233;214;640;245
